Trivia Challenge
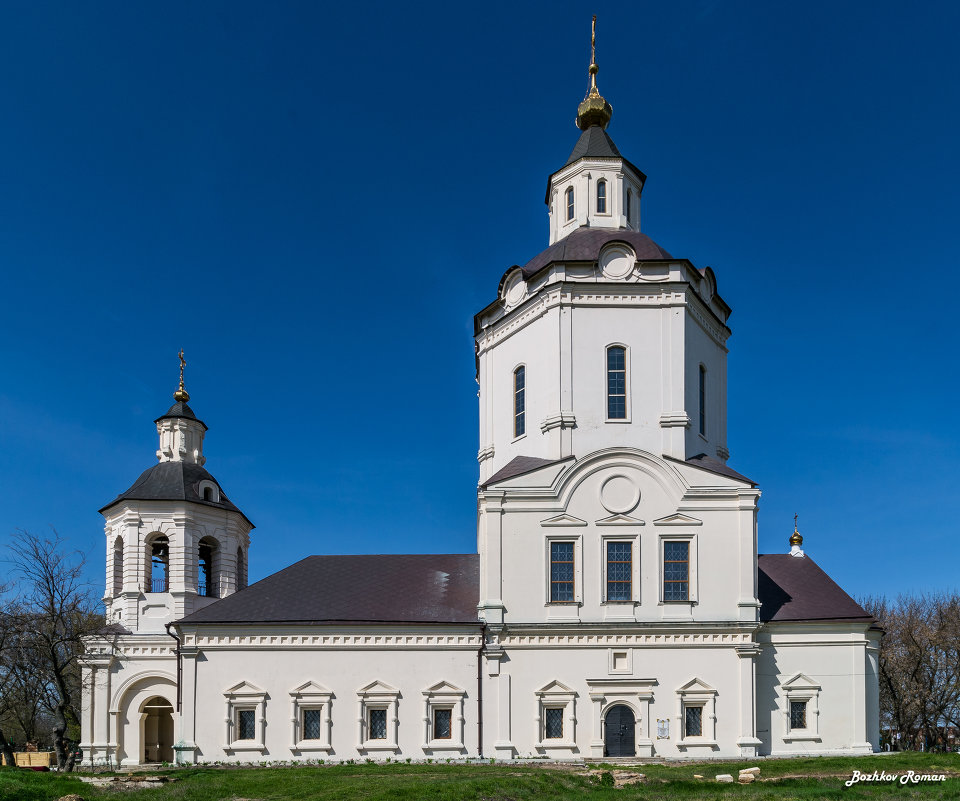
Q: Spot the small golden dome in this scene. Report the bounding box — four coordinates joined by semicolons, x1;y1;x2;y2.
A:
789;513;803;546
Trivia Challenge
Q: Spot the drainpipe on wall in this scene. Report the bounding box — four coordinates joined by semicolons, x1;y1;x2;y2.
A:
477;623;485;759
164;623;181;712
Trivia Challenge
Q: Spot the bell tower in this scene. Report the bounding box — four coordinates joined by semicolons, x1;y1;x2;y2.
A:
100;353;254;633
474;20;733;485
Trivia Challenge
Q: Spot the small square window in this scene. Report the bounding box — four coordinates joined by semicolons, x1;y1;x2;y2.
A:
237;708;256;741
369;708;387;740
544;707;564;739
684;705;702;737
790;700;807;730
433;708;452;739
302;708;323;740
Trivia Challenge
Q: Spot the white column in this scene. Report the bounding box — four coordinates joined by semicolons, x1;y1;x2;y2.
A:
735;645;762;756
588;692;604;757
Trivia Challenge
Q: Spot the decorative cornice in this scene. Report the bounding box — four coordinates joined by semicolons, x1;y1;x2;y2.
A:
181;633;483;650
501;631;753;648
659;412;691;429
477;445;495;464
539;412;577;433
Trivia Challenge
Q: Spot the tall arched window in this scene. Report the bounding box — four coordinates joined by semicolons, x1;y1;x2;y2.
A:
699;365;707;436
514;366;526;437
113;536;124;596
565;187;574;221
198;537;218;598
626;189;632;223
236;547;246;590
147;534;169;593
596;179;607;214
607;346;627;419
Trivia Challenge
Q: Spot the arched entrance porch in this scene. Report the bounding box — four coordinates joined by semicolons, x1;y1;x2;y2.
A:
141;696;174;763
111;673;177;766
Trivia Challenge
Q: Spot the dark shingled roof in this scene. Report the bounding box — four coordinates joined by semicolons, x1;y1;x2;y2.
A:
155;401;207;429
99;461;251;525
561;125;646;183
665;453;756;486
521;227;673;279
481;455;572;488
177;554;480;625
758;555;873;623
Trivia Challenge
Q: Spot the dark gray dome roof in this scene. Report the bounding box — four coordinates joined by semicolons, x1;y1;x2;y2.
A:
154;401;207;430
99;461;252;526
521;227;673;279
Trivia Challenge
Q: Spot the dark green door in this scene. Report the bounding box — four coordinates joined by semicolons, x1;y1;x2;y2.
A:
604;705;636;757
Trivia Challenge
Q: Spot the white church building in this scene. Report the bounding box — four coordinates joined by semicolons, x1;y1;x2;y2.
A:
80;32;880;765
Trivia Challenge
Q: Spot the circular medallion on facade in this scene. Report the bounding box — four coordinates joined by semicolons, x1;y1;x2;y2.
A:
599;245;636;280
599;474;640;514
503;272;526;308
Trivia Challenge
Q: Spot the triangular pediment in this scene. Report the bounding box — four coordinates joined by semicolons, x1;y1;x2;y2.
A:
290;680;332;697
224;680;264;697
535;679;576;696
653;513;702;526
540;513;587;527
782;672;821;691
676;677;716;695
422;680;466;697
595;513;644;526
357;679;399;696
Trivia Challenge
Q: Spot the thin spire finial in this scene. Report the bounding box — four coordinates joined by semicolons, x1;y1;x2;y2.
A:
589;15;599;94
576;15;612;130
174;348;190;403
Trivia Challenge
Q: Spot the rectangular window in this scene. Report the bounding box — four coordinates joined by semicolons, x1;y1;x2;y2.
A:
790;700;807;730
237;708;256;741
514;366;525;437
433;708;452;739
607;347;626;419
663;541;689;601
698;365;706;436
369;708;387;740
544;707;564;739
302;708;323;740
684;705;702;737
606;541;632;601
550;541;575;602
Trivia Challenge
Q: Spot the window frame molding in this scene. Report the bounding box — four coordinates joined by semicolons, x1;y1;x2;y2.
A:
544;534;583;611
222;681;267;753
289;681;333;753
600;533;640;606
658;534;697;605
534;680;578;751
421;681;467;753
675;677;718;749
596;178;609;215
565;186;575;221
604;344;631;423
356;680;401;754
781;673;822;742
512;364;527;441
698;363;707;439
198;479;220;503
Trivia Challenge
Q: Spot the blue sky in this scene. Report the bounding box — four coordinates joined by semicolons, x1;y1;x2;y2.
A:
1;1;957;600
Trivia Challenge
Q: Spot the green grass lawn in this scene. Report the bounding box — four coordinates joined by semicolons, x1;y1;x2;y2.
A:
1;753;957;801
